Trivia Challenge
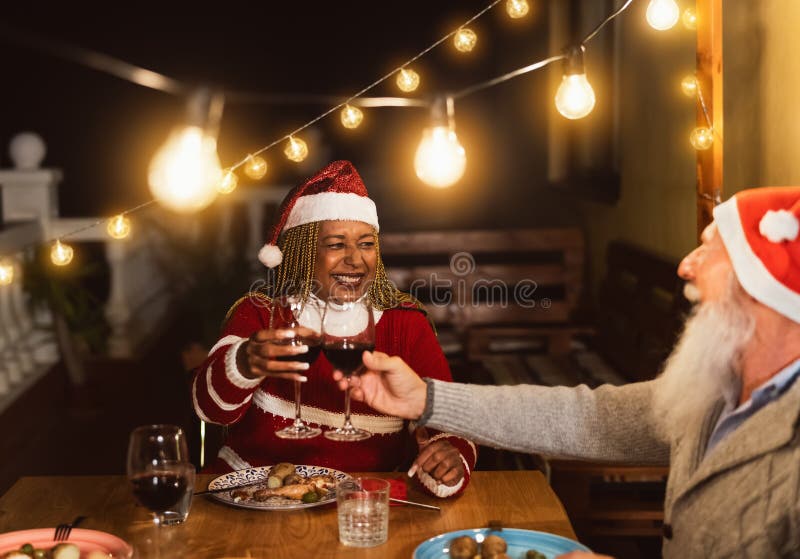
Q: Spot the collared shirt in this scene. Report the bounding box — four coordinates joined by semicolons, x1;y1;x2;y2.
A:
705;358;800;455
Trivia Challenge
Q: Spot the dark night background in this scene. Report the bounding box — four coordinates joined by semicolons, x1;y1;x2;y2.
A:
0;1;592;233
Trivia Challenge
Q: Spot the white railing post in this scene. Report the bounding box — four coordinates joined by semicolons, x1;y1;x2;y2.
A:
104;238;133;358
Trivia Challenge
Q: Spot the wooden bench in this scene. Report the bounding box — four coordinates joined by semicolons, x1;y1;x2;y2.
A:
379;228;587;360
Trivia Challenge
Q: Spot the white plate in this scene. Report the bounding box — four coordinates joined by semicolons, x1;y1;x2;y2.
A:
206;465;352;510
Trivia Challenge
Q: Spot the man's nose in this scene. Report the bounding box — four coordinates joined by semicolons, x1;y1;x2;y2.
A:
677;250;696;280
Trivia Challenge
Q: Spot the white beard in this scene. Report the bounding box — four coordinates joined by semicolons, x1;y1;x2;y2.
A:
653;274;755;440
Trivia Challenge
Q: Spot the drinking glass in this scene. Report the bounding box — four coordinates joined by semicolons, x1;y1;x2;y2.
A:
322;294;375;441
270;294;322;439
337;477;390;547
126;424;190;558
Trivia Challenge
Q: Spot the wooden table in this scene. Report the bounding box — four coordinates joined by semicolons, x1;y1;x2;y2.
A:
0;471;575;558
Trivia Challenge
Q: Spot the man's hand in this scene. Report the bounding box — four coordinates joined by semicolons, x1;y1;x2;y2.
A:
237;328;315;381
409;427;464;486
332;351;427;420
557;552;615;559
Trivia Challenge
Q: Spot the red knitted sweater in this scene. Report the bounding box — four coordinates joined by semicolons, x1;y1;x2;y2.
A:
192;296;476;497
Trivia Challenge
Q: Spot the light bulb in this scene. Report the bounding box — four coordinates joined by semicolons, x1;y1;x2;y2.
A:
646;0;680;30
51;240;74;267
682;8;697;30
396;68;420;93
218;169;239;194
681;75;698;97
555;73;596;120
454;28;477;52
506;0;530;19
0;260;13;286
148;125;222;213
284;136;308;162
690;127;714;150
414;126;467;188
244;155;268;180
340;105;364;129
107;215;131;239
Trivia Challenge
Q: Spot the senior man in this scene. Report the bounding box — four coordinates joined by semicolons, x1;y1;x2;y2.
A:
335;186;800;558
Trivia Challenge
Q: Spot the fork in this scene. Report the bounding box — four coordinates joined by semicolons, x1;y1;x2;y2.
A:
54;515;87;541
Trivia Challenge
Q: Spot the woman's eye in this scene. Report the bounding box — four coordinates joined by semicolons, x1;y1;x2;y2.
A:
359;242;375;249
327;243;345;249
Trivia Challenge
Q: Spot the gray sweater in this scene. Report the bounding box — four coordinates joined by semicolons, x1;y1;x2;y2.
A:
422;378;800;558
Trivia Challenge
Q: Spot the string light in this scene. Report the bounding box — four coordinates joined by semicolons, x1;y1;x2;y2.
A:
284;136;309;162
690;127;714;150
340;104;364;129
244;155;268;179
0;261;13;286
506;0;530;19
396;68;420;93
414;96;466;188
646;0;680;31
51;240;74;267
148;125;222;213
554;46;596;120
681;75;698;97
107;215;131;239
218;169;239;194
682;8;697;30
454;28;478;52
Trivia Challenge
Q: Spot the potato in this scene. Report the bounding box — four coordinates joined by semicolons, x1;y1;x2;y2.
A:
86;551;112;559
267;462;295;488
481;534;507;558
283;473;304;486
449;535;478;559
51;543;80;559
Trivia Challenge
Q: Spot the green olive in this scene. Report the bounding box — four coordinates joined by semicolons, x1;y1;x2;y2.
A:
21;543;34;555
301;491;320;503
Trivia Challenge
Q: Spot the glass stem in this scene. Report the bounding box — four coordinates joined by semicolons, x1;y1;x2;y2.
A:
153;513;161;559
293;380;302;420
343;376;353;428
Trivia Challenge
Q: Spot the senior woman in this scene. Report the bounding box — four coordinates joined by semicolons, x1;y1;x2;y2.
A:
192;160;476;497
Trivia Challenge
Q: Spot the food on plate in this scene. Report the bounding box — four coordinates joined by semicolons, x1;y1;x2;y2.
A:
2;543;82;559
525;550;546;559
448;535;478;559
481;534;507;558
230;464;337;503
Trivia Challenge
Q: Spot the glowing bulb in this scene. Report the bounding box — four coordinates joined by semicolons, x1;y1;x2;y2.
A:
51;240;74;267
454;28;477;52
681;75;698;97
414;126;467;188
218;169;238;194
646;0;680;30
555;73;596;120
690;127;714;150
148;126;221;213
284;136;308;163
0;261;13;286
506;0;530;19
244;155;268;180
682;8;697;30
340;105;364;129
107;215;131;239
396;68;420;93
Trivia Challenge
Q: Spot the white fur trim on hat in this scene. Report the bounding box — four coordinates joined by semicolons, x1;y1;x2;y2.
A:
759;209;800;243
258;244;283;268
714;198;800;324
284;192;379;232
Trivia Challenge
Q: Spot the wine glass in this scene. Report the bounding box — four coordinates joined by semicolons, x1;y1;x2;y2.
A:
322;294;376;441
270;294;323;439
127;424;191;559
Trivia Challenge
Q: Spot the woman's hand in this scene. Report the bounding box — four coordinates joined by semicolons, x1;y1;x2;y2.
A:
410;427;464;486
236;328;315;381
332;351;428;420
557;552;615;559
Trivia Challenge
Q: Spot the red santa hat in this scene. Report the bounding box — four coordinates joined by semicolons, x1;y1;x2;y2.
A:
258;160;379;268
714;186;800;323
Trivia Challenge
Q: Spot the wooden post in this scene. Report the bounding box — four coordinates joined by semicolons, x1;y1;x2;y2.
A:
696;0;723;238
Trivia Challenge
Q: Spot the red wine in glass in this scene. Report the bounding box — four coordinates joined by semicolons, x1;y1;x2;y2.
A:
131;471;188;512
275;335;322;365
323;342;375;376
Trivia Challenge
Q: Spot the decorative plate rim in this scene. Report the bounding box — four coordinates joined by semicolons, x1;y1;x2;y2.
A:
207;464;352;511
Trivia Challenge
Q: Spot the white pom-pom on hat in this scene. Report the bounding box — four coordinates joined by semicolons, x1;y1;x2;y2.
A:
258;244;283;268
759;209;800;243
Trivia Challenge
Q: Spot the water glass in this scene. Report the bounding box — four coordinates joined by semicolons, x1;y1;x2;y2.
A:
336;477;390;547
159;463;196;525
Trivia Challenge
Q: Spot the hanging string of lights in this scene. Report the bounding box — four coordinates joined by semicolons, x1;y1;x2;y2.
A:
0;0;703;275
